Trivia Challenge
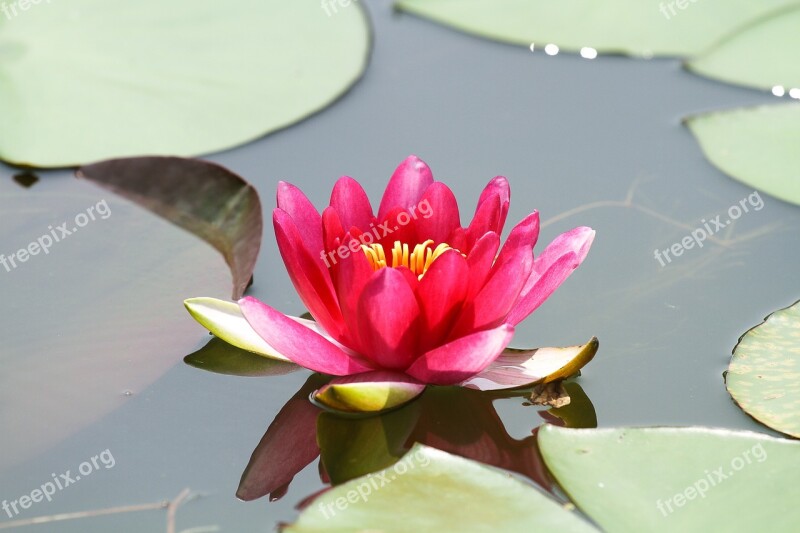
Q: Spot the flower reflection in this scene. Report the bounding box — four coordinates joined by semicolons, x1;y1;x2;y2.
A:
236;376;596;504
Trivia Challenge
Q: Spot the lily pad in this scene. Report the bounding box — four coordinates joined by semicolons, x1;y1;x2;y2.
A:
0;189;231;472
184;337;298;377
539;426;800;532
726;300;800;438
687;104;800;206
284;444;596;532
687;6;800;91
394;0;798;57
78;157;262;299
0;0;370;167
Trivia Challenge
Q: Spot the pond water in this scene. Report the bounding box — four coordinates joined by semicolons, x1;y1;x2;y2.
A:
1;0;797;530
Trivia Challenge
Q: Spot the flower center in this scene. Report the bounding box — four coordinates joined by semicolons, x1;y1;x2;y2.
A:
361;239;454;279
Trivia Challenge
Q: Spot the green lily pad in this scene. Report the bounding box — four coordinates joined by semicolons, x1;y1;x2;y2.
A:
79;158;262;299
687;104;800;206
687;6;800;91
726;300;800;438
0;0;370;167
539;426;800;532
184;337;298;377
394;0;799;58
284;444;596;532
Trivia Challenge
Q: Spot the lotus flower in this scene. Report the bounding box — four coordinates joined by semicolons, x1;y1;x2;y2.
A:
185;156;596;413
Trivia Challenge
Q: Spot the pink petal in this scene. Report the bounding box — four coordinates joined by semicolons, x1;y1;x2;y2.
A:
330;176;374;231
464;232;501;300
357;268;421;370
331;233;375;351
239;297;373;376
450;214;538;336
465;194;500;250
321;207;345;254
274;209;344;338
376;206;419;251
416;249;469;350
506;227;595;326
276;181;323;263
377;155;434;221
405;324;515;385
414;182;461;244
493;212;539;269
475;176;511;234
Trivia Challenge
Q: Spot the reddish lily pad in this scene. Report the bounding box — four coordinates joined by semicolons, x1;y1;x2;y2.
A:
78;157;262;299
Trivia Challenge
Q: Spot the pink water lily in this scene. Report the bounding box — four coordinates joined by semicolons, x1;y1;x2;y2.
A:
186;156;596;412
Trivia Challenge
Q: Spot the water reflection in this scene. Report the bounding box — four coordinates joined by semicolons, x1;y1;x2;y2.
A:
236;375;596;504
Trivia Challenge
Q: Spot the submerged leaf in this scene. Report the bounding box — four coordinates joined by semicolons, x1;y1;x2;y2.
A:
539;426;800;531
284;444;596;532
726;300;800;438
78;157;262;298
394;0;798;57
461;337;598;391
0;0;371;167
687;6;800;91
687;105;800;206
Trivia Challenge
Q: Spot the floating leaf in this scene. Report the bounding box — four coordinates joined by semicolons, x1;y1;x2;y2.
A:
726;300;800;438
184;337;297;377
539;426;800;532
0;0;371;167
686;105;800;206
313;371;427;414
78;157;262;298
687;6;800;91
284;444;596;532
394;0;798;57
0;189;231;472
461;337;598;391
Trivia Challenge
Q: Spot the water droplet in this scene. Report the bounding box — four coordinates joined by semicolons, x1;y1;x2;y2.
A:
772;86;786;97
544;44;559;56
123;390;133;396
790;88;800;100
529;43;535;52
580;47;598;59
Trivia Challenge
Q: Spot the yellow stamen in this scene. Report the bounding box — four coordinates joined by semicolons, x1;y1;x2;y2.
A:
361;239;460;279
